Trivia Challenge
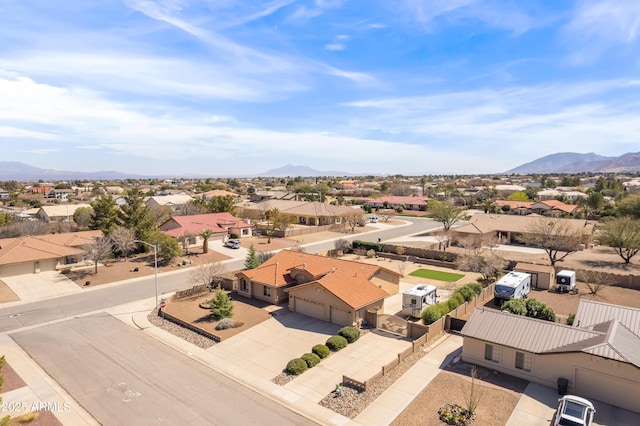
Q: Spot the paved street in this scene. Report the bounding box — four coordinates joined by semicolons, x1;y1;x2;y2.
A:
11;314;315;425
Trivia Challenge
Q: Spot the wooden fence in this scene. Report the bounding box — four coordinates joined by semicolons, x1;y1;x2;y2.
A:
174;284;209;300
342;284;495;392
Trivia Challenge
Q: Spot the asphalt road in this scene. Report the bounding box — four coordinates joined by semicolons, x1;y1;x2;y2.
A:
0;216;440;333
11;314;316;426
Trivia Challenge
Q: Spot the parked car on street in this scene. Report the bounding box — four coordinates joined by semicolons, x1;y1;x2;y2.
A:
554;395;595;426
225;239;241;249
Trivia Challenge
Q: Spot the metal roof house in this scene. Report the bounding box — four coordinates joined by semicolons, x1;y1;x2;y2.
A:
460;301;640;413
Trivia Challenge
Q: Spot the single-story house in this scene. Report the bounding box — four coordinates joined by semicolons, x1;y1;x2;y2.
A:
513;262;556;290
0;230;102;277
236;250;400;326
494;200;580;217
159;213;252;248
144;194;194;211
36;204;92;222
237;200;362;226
46;188;75;202
460;300;640;413
450;214;594;249
368;196;429;211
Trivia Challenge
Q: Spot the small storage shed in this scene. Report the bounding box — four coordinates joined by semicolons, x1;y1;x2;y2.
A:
514;262;555;290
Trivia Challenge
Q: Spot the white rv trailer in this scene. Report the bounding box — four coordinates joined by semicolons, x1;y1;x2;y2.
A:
556;270;577;292
402;284;439;317
494;271;531;306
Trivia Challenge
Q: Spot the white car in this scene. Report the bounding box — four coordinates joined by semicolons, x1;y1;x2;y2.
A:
554;395;595;426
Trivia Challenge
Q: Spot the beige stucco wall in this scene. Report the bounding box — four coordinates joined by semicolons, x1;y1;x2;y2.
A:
287;283;355;325
371;269;400;295
462;337;640;413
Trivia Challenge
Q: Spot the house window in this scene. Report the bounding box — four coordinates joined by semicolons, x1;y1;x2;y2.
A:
241;279;248;291
484;344;500;363
515;352;531;372
263;286;271;297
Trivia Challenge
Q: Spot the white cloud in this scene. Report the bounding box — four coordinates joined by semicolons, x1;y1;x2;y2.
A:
325;43;345;51
563;0;640;62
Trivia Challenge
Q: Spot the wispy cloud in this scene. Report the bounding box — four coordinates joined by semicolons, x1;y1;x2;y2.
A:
563;0;640;63
325;43;345;51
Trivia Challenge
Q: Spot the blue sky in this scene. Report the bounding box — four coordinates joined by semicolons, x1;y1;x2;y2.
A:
1;0;640;177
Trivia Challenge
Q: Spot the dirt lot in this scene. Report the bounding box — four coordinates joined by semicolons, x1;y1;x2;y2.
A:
391;361;528;426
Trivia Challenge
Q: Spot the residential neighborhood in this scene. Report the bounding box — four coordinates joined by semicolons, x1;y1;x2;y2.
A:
1;171;640;425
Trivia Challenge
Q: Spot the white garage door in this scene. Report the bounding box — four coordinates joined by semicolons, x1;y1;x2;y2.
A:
294;297;325;321
38;259;58;273
574;368;638;412
0;262;35;278
330;306;351;326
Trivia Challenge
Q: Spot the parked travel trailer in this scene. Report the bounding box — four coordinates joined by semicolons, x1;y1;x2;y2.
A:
402;284;439;317
556;270;577;293
494;271;531;306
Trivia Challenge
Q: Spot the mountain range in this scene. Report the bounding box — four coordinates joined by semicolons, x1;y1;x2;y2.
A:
1;153;639;181
505;152;640;174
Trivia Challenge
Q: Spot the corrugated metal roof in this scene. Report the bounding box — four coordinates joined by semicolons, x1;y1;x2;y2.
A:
574;300;640;336
463;304;640;368
461;309;599;353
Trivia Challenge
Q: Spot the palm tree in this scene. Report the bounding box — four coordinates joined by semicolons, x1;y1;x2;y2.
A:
200;229;214;254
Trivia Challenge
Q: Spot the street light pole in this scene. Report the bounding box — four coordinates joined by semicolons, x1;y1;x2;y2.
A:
134;239;159;309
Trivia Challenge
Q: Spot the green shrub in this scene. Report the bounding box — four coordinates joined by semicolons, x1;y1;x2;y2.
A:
84;281;91;286
421;303;445;325
215;318;244;330
467;283;483;295
312;344;330;359
326;335;348;352
501;299;527;315
352;240;382;252
338;326;360;343
458;286;475;302
446;292;465;311
301;353;321;368
566;313;575;326
286;358;308;375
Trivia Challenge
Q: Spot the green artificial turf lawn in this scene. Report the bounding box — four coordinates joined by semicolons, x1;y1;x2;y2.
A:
408;269;464;282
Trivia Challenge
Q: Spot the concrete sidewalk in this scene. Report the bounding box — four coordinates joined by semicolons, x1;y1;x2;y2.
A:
122;303;463;426
0;334;99;425
353;334;462;426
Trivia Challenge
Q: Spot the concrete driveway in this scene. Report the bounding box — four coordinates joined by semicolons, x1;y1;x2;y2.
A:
207;309;340;380
2;271;81;303
507;382;640;426
285;330;412;403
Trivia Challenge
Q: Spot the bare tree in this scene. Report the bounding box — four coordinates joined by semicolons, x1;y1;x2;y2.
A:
190;261;225;290
84;236;114;274
345;213;361;232
0;220;48;238
397;260;407;277
524;218;584;266
457;234;505;282
581;269;614;296
334;239;351;252
110;226;136;260
434;229;450;252
379;212;394;222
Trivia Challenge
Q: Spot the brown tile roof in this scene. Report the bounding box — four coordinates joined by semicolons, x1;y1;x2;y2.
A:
248;200;359;217
161;213;250;238
308;270;388;309
452;214;594;236
240;250;393;308
0;230;101;265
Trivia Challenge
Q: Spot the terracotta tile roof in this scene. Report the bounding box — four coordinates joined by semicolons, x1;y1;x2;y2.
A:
373;196;429;205
161;213;250;238
494;200;533;209
248;200;359;217
310;270;388;309
240;250;393;308
0;230;101;265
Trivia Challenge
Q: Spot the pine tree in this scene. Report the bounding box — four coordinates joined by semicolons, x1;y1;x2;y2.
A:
244;244;260;269
208;289;234;320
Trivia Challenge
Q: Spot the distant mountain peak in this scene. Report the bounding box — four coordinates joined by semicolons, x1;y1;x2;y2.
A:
258;164;352;177
505;152;640;174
